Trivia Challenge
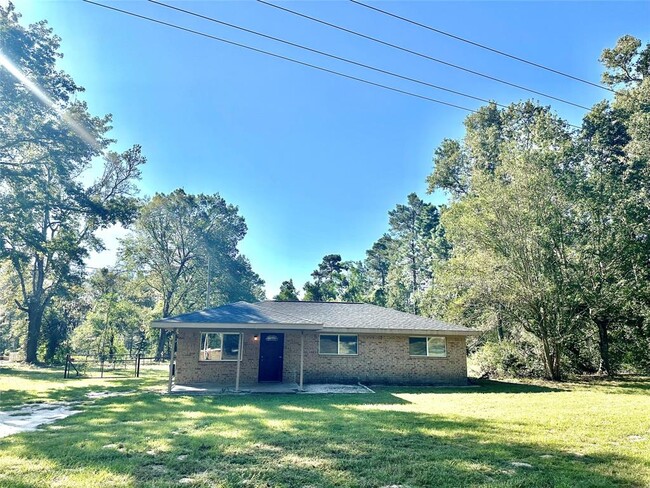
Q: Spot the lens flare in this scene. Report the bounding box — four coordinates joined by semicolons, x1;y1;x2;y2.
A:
0;52;101;151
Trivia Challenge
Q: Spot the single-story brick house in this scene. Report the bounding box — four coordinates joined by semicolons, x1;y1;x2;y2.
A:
152;301;477;392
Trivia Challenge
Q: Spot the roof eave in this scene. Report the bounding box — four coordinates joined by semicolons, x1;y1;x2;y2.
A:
151;322;323;330
151;323;477;335
319;327;479;336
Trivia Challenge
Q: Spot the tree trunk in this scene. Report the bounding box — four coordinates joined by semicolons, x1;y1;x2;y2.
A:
550;343;562;380
155;329;167;361
411;247;418;314
25;301;45;364
156;296;173;360
595;317;611;376
496;309;504;342
541;336;562;381
108;332;115;361
44;327;59;363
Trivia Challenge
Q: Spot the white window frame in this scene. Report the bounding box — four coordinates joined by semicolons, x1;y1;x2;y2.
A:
199;332;241;362
318;334;358;356
409;336;447;358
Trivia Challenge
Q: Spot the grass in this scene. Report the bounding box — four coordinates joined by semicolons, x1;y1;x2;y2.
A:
0;363;167;408
0;365;649;487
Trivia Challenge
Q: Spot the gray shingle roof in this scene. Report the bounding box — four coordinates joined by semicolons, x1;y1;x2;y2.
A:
153;301;320;326
153;300;476;335
256;301;472;333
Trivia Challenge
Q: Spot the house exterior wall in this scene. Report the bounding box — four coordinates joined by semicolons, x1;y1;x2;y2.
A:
175;330;260;385
174;329;468;386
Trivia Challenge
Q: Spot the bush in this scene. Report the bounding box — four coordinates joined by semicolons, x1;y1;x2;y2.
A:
471;340;545;378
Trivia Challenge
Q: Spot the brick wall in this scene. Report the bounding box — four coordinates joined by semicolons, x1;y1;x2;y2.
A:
174;329;468;386
288;332;468;385
174;330;260;385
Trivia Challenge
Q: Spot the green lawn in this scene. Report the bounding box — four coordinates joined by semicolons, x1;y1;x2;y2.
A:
0;365;649;487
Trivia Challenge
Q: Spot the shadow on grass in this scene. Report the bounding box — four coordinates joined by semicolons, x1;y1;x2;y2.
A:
374;379;568;396
469;379;570;393
613;380;650;394
568;375;650;395
0;364;66;381
0;390;643;488
0;365;165;408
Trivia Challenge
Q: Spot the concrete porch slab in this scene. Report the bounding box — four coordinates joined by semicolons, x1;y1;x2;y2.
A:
301;384;374;394
170;382;374;395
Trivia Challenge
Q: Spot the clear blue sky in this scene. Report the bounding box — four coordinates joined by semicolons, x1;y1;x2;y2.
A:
15;0;650;298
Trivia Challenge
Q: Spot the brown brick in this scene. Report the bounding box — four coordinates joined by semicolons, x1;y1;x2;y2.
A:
174;330;467;386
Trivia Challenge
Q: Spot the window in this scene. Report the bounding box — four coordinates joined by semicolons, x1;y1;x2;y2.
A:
409;337;447;358
319;334;358;355
200;332;241;361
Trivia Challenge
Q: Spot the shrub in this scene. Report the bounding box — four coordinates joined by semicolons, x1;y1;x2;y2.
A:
471;340;545;378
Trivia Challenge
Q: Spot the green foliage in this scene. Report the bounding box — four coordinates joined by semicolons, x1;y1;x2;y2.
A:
40;285;88;363
427;36;650;379
364;234;392;304
427;139;470;198
300;193;449;313
471;340;545;379
274;279;299;301
70;268;151;358
302;255;373;303
600;35;649;86
120;189;264;358
0;262;25;354
0;4;144;362
360;193;449;313
2;0;648;382
121;189;264;314
303;254;350;301
0;5;271;363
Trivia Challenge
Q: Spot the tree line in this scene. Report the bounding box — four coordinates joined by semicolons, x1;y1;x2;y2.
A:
1;4;648;378
278;36;650;379
0;5;263;363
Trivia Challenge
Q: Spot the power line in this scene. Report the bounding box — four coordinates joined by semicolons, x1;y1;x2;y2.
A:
82;1;475;113
149;0;505;108
349;0;614;93
257;0;591;111
83;1;581;129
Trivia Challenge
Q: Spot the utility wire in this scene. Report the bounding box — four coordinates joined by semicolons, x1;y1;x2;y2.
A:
257;0;591;111
82;1;475;113
149;0;504;108
350;0;614;93
83;1;581;129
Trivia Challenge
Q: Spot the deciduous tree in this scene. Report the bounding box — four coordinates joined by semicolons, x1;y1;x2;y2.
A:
120;189;264;359
0;4;144;362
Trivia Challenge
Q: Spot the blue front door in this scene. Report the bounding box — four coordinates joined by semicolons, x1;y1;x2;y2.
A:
258;333;284;382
